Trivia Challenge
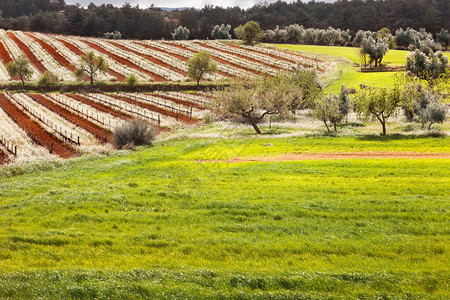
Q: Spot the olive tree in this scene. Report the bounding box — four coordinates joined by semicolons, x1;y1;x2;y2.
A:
213;74;303;134
7;54;33;85
172;26;190;40
313;87;350;133
234;21;264;45
353;84;403;135
437;28;449;51
211;24;231;39
188;51;217;90
402;85;447;130
360;36;389;67
74;51;108;85
406;50;448;79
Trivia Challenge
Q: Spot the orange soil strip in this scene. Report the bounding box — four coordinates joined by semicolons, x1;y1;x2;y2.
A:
151;93;204;110
7;31;46;73
227;43;298;64
81;40;167;82
227;44;326;72
0;93;77;158
109;94;198;124
26;33;76;72
208;152;450;163
55;38;126;82
67;94;168;132
67;94;132;121
0;149;8;165
0;41;13;65
169;42;263;76
109;41;187;76
29;94;113;144
0;41;20;80
136;42;189;61
195;42;283;70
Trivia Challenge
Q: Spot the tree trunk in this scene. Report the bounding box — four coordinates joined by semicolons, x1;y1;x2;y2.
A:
247;115;262;134
90;72;94;85
323;120;330;133
196;79;200;91
333;121;337;133
20;75;25;86
428;122;434;130
381;121;386;135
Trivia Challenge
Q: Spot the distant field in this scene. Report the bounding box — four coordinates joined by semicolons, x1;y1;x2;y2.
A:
324;68;398;93
271;44;445;66
0;136;449;298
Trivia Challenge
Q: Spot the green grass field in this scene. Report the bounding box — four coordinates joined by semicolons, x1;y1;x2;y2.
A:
272;44;450;66
0;136;449;298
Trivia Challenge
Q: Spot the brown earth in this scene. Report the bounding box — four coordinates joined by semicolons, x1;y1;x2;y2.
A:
0;149;8;165
7;31;47;73
0;93;77;158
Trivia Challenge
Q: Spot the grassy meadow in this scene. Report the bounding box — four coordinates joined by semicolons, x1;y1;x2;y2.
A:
0;135;449;298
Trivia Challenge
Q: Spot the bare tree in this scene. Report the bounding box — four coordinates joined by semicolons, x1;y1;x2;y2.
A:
74;51;108;85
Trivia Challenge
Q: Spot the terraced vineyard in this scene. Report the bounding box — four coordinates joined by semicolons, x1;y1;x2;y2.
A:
0;30;328;83
0;91;209;164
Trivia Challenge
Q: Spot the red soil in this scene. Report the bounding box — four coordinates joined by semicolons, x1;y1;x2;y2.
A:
137;42;229;78
0;93;77;158
0;149;8;165
195;42;283;70
136;42;189;61
169;42;263;76
109;41;187;76
29;94;113;144
55;38;126;82
26;33;76;72
152;93;204;110
227;43;326;72
67;94;132;121
109;94;198;124
7;31;46;73
0;41;13;65
81;40;167;82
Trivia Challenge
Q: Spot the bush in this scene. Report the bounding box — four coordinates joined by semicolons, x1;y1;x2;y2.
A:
113;119;156;149
126;74;138;87
37;71;59;87
406;50;448;78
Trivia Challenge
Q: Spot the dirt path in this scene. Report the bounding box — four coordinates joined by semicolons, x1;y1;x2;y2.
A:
207;152;450;163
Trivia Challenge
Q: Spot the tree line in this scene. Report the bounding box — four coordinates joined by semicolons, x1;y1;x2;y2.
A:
0;0;448;40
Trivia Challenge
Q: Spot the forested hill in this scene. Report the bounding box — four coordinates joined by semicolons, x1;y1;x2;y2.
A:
0;0;448;39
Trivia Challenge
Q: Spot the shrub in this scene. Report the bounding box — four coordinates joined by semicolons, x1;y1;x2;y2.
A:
126;74;138;87
234;21;264;45
113;119;156;149
37;71;59;87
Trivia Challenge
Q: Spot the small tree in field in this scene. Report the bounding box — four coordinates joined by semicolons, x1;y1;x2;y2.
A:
353;84;403;135
313;87;350;133
234;21;264;45
437;28;449;51
188;51;217;90
7;55;33;85
360;36;389;67
213;74;303;134
74;51;108;85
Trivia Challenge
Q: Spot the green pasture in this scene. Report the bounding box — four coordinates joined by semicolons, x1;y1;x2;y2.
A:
271;44;450;66
0;136;449;298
